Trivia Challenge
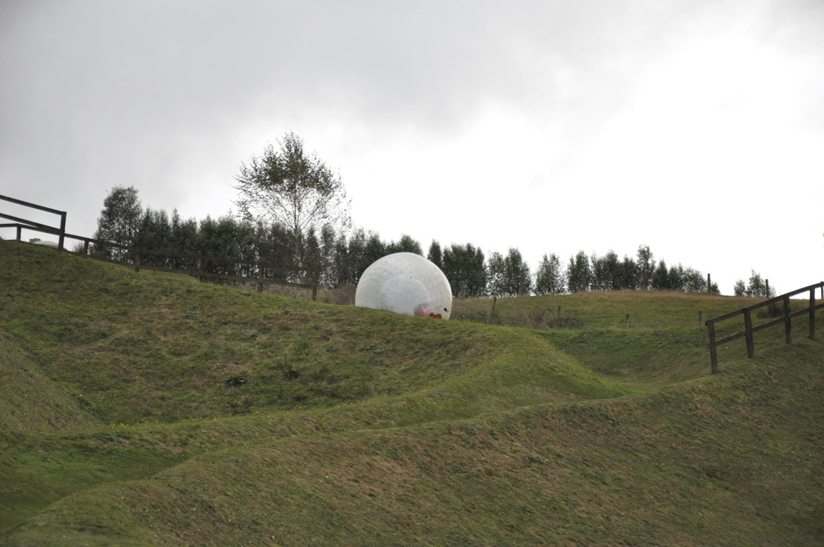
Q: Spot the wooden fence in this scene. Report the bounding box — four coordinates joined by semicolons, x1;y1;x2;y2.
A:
0;195;320;299
0;194;67;250
705;281;824;374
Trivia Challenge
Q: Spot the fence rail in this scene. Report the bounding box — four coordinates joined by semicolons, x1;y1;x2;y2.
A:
0;199;320;299
705;281;824;374
0;194;67;250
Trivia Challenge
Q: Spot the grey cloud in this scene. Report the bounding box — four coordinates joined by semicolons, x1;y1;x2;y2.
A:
2;0;822;244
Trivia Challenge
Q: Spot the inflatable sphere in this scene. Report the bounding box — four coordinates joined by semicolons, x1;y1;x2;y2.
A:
355;253;452;319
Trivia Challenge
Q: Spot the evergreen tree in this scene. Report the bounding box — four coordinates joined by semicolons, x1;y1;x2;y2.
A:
333;232;354;286
566;251;591;293
363;231;386;269
467;245;488;297
234;219;258;278
534;253;565;295
683;267;707;293
427;240;443;269
651;260;670;290
135;208;172;267
443;243;487;298
255;221;293;282
346;228;368;283
667;263;686;292
303;227;322;284
636;245;655;290
170;210;199;270
93;185;143;260
603;251;620;290
387;234;422;255
319;224;337;287
505;247;531;296
197;215;242;277
617;255;638;290
486;252;506;297
589;253;603;291
591;250;619;291
196;216;219;276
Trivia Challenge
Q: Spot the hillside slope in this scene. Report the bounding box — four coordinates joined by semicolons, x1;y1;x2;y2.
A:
7;343;824;546
0;241;625;426
0;239;626;537
1;239;823;545
0;330;99;433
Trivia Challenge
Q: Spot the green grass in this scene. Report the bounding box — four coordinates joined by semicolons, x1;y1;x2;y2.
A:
0;330;100;433
451;290;803;330
1;239;823;545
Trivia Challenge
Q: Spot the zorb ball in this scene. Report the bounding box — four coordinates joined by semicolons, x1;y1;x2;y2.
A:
355;253;452;319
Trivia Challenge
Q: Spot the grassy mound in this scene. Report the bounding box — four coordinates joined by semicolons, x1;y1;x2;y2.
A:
1;239;822;545
7;343;824;546
0;241;623;427
0;330;99;433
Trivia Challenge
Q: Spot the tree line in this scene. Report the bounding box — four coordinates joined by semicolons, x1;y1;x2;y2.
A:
90;185;420;286
89;133;739;297
91;186;720;296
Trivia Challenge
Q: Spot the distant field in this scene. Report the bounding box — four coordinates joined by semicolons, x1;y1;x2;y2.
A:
1;239;822;546
451;290;805;330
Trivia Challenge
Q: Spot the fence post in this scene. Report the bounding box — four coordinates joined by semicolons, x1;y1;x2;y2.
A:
699;311;703;326
625;313;629;328
809;288;816;341
134;251;141;272
743;308;755;358
707;320;719;374
83;240;89;256
783;296;792;344
16;225;21;241
58;212;66;251
492;296;497;313
766;279;770;298
707;273;711;293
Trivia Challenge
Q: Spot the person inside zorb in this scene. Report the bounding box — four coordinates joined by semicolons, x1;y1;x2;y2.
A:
355;253;452;319
413;303;448;319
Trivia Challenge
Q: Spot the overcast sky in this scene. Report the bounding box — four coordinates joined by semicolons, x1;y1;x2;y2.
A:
2;0;823;295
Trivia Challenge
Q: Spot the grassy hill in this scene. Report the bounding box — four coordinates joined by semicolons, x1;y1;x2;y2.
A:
1;239;822;545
